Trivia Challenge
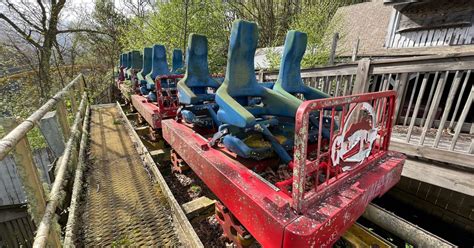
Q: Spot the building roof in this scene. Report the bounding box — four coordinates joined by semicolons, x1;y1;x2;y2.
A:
331;0;394;57
331;0;474;57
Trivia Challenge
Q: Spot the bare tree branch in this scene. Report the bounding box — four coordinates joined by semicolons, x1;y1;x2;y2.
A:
0;13;41;48
5;0;44;32
36;0;47;29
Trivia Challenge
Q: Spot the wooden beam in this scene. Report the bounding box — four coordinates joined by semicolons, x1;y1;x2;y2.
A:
329;32;339;65
56;99;71;140
181;196;216;222
353;58;371;94
401;158;474;196
390;139;474;171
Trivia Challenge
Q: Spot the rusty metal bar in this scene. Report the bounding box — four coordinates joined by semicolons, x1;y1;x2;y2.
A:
291;91;396;213
0;74;83;161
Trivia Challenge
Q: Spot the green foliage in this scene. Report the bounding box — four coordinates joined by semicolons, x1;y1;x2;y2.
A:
266;48;283;70
290;0;351;67
120;0;229;73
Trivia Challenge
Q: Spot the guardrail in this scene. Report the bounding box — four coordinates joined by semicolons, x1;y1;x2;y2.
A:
0;73;89;247
260;53;474;170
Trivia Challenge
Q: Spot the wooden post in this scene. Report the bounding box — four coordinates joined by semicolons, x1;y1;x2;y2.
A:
69;89;78;114
0;118;61;246
420;72;448;145
394;73;408;123
433;71;462;147
351;38;360;62
329;32;339;65
450;85;473;151
39;111;66;157
352;58;371;94
258;69;264;82
56;99;70;140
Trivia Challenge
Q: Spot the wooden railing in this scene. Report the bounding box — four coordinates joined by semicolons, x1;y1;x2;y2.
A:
260;53;474;171
0;74;90;247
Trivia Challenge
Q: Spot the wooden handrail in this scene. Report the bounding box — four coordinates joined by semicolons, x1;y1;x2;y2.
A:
0;74;83;160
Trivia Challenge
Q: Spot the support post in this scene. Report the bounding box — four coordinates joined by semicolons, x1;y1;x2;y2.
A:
351;38;360;62
56;99;70;140
353;58;371;94
329;32;339;65
39;111;66;157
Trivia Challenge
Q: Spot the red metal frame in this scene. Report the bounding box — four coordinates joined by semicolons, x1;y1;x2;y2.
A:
162;91;405;247
131;74;183;129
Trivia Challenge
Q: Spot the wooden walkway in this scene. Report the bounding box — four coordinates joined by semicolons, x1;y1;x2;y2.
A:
80;105;180;246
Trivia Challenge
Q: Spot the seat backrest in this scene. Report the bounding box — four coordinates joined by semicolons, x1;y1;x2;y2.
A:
148;44;170;80
216;20;299;128
273;30;329;101
274;30;306;93
222;20;263;98
130;50;142;70
137;47;152;80
172;49;183;73
184;34;220;91
125;51;132;72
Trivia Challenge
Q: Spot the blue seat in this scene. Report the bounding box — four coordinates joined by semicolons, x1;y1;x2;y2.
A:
145;44;172;101
126;51;142;93
273;31;330;101
273;31;336;139
177;34;221;128
137;47;152;95
118;53;128;81
172;49;184;74
124;51;132;79
215;20;303;163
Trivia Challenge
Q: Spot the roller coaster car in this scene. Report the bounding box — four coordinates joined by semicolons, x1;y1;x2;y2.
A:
213;22;323;165
131;44;183;131
177;34;221;130
162;20;405;247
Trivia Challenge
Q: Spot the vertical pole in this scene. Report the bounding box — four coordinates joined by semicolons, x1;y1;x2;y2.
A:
351;38;360;62
329;32;339;65
394;73;408;123
353;58;371;94
56;99;71;140
69;88;78;114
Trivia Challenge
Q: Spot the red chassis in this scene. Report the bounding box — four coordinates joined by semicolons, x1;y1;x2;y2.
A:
162;91;405;247
131;74;183;129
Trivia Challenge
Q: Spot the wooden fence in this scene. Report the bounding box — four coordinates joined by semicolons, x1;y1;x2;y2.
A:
260;52;474;171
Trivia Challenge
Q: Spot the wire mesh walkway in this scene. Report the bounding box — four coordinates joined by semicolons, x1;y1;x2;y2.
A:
80;104;180;246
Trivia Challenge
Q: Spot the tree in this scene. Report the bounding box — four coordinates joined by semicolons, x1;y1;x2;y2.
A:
0;0;103;96
227;0;301;48
120;0;229;72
